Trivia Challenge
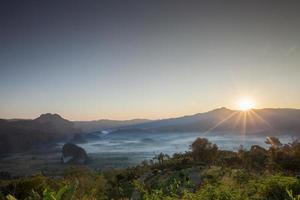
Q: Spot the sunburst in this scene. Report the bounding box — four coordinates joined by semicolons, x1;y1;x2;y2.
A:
201;98;280;141
238;98;255;111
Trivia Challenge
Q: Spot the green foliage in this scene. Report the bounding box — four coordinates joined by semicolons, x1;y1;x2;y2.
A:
5;181;78;200
5;195;17;200
287;189;300;200
182;183;241;200
0;175;48;199
134;179;179;200
102;168;136;199
3;137;300;200
249;175;300;200
63;166;108;199
232;169;251;185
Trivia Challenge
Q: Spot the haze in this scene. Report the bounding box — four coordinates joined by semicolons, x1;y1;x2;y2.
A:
1;1;300;120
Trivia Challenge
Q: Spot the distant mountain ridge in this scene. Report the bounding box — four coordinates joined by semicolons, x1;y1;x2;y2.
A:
0;113;81;154
73;119;151;132
114;108;300;136
1;108;300;154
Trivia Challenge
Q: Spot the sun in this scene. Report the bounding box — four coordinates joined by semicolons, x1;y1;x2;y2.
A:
238;98;255;111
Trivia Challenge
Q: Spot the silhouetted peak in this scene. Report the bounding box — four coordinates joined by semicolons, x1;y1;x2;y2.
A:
37;113;62;119
217;107;229;110
35;113;67;123
210;107;232;113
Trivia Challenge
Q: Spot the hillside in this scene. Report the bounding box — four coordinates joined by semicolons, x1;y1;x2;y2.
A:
73;119;151;132
115;108;300;135
0;113;81;154
2;136;300;200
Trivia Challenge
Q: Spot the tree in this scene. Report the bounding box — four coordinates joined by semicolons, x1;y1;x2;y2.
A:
154;152;170;165
265;136;282;149
191;138;218;165
270;140;300;171
248;145;268;169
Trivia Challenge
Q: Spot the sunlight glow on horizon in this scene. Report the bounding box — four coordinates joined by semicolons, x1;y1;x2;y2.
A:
238;98;255;111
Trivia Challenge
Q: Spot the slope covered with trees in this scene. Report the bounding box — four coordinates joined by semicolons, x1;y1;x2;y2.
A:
1;137;300;199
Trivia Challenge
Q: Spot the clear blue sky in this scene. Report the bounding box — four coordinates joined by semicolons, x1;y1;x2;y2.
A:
1;1;300;120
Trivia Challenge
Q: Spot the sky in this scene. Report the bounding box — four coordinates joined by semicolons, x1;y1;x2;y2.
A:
0;0;300;120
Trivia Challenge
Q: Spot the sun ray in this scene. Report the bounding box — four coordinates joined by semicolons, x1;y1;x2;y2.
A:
246;110;256;127
202;111;238;136
249;110;280;134
233;111;244;129
241;111;247;145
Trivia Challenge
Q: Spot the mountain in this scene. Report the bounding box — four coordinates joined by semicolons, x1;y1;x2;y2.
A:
35;113;79;135
73;119;151;132
114;108;300;135
0;113;81;154
1;108;300;154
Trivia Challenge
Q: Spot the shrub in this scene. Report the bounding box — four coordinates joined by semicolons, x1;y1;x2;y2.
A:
182;183;241;200
249;175;300;200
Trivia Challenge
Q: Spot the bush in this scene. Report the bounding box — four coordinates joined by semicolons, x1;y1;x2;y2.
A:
0;175;48;199
63;166;107;199
182;183;241;200
249;175;300;200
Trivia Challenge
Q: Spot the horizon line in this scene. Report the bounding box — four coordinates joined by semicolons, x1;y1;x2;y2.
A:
1;106;300;122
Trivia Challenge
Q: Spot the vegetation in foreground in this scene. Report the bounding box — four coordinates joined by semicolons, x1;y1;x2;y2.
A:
1;136;300;200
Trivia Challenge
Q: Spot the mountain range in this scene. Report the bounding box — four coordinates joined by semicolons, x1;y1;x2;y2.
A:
114;108;300;136
73;119;151;132
1;108;300;154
